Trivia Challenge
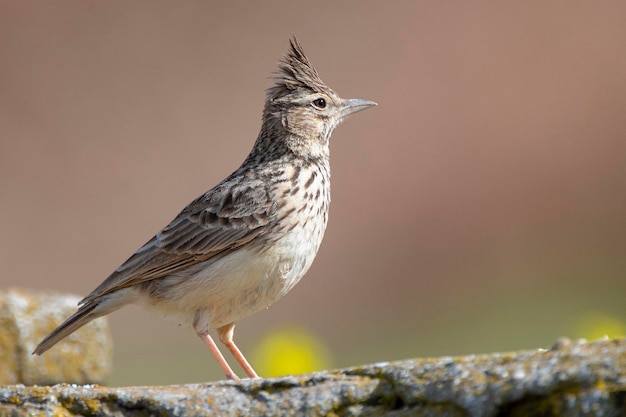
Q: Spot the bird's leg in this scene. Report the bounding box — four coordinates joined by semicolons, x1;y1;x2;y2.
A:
196;330;240;381
218;323;260;379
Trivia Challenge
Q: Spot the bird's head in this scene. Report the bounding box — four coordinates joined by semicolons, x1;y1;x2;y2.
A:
263;38;376;161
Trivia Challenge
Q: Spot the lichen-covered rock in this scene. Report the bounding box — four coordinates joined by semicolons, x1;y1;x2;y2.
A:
1;338;625;416
0;288;112;385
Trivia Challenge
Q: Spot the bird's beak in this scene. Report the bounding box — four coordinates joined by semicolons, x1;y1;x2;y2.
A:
340;99;377;117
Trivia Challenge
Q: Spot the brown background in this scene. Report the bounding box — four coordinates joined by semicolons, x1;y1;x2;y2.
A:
2;1;626;385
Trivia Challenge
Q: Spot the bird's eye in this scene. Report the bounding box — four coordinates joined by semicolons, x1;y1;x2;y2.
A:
312;98;327;109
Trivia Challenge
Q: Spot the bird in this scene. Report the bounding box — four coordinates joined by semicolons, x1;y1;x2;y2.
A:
33;37;376;381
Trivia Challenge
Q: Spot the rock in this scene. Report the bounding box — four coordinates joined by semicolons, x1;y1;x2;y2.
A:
1;338;625;416
0;288;112;385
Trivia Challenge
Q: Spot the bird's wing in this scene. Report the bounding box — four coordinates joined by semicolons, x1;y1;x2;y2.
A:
80;178;274;304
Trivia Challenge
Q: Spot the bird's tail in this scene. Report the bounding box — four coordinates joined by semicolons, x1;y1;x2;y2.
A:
33;301;103;355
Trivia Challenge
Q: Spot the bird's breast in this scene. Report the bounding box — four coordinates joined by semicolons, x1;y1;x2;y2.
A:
263;162;331;286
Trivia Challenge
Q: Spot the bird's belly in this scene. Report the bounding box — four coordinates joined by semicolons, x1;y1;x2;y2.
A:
137;229;321;329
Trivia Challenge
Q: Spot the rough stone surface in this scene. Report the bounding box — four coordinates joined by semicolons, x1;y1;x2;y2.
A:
1;338;625;416
0;288;112;385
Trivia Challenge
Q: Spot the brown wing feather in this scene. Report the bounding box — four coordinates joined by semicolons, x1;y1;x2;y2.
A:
80;178;273;305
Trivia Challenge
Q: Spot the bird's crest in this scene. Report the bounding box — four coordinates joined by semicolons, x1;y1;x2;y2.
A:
267;37;334;102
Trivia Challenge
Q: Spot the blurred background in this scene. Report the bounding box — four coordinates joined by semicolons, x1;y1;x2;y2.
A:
2;1;625;386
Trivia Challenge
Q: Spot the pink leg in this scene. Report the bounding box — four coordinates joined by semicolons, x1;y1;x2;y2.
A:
218;323;260;379
197;331;240;381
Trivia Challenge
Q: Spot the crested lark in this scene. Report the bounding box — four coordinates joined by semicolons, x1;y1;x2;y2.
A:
33;38;376;380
